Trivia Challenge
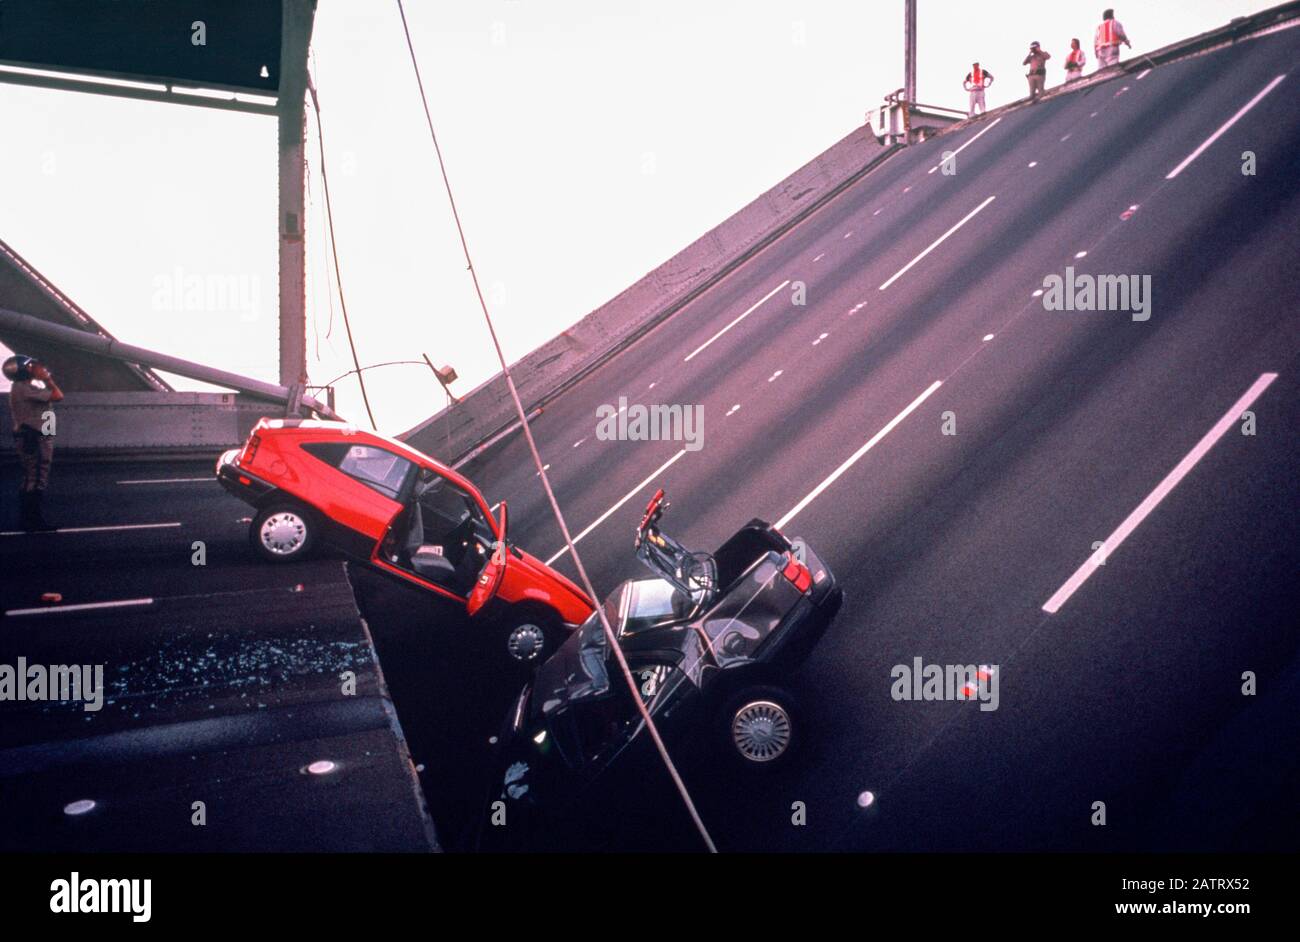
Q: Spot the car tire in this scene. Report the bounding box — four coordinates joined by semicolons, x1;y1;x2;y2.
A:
717;684;799;769
250;503;316;563
502;604;564;666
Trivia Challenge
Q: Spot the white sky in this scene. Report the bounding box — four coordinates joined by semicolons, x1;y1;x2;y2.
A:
0;0;1271;434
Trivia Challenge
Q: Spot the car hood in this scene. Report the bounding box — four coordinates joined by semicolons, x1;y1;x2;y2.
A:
528;614;611;723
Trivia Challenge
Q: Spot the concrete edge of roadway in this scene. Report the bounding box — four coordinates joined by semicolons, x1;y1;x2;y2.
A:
345;563;443;852
401;0;1300;466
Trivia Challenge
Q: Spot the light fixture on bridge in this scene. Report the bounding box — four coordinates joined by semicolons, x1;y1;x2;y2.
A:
425;354;460;404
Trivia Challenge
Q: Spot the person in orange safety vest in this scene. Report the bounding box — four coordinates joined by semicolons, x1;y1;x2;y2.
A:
1065;38;1087;82
1095;9;1131;69
964;62;994;116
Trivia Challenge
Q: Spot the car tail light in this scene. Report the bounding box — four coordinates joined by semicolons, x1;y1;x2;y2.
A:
239;434;261;466
781;554;813;594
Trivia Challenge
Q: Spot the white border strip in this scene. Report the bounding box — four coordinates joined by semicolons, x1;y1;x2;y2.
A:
1042;372;1278;614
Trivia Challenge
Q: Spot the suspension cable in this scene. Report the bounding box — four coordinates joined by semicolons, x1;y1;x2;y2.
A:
394;0;716;853
306;65;378;430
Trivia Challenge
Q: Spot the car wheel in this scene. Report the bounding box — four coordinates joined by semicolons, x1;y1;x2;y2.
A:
251;503;316;563
718;685;798;769
503;606;563;665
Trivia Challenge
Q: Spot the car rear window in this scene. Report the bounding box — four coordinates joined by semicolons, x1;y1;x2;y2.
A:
303;442;414;500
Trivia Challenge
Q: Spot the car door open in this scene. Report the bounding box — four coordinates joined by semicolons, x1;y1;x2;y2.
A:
467;502;509;616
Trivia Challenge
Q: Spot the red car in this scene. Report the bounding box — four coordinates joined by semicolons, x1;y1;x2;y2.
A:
216;418;594;662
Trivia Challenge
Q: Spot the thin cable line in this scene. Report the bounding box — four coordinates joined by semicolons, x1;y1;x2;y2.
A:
394;0;716;853
306;64;378;429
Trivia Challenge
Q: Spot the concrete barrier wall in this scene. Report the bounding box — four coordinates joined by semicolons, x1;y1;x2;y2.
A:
0;391;272;461
402;124;897;460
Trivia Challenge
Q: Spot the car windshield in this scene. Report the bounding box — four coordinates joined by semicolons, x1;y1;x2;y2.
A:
619;579;693;636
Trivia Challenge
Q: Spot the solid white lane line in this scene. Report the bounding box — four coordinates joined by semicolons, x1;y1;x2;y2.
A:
927;116;1003;173
1042;372;1278;614
0;522;182;537
1166;74;1286;180
6;598;154;617
775;380;943;530
879;196;996;291
683;280;790;362
117;477;210;485
545;448;687;564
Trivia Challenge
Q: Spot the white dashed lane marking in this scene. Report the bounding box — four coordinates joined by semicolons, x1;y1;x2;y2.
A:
926;116;1003;173
776;380;943;530
1165;74;1287;180
684;279;790;363
117;478;210;485
1;522;182;537
6;598;155;617
545;449;688;564
879;196;996;291
1042;372;1279;614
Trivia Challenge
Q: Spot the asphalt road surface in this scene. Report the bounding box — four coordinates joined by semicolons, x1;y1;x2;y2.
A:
437;30;1300;851
4;28;1297;855
0;462;435;852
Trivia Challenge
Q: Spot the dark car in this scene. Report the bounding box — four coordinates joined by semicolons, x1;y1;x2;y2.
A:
478;490;843;849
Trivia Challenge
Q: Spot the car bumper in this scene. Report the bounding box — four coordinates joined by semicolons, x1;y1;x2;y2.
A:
215;449;276;505
765;542;843;669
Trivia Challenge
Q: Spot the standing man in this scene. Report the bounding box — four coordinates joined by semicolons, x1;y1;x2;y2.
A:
1095;9;1131;69
1065;38;1087;82
964;62;994;117
4;354;63;531
1023;41;1051;102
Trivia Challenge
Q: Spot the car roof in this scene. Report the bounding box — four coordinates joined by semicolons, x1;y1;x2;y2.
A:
253;417;464;485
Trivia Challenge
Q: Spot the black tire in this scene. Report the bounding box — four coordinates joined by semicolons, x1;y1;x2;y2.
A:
716;684;799;770
250;502;317;563
502;604;564;666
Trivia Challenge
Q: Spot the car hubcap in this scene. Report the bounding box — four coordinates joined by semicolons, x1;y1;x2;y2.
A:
260;512;306;556
507;623;547;661
731;700;791;762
